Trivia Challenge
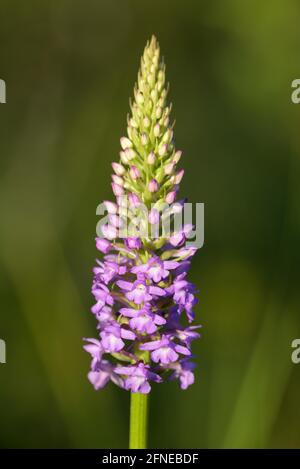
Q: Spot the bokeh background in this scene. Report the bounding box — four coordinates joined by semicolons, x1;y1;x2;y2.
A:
0;0;300;448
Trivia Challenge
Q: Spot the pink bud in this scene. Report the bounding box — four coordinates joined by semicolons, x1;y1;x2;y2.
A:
112;183;124;196
128;192;141;208
171;202;184;214
158;144;168;156
125;148;136;160
166;191;176;204
129;165;140;180
149;208;160;225
172;169;184;184
117;195;128;208
112;162;125;176
95;238;111;253
103;200;118;214
156;106;162;119
130;118;138;128
164;163;174;175
120;151;129;164
147;152;156;165
153;124;160;137
141;133;148;146
148;179;159;193
112;175;124;186
120;137;132;150
173;150;182;164
163;129;173;143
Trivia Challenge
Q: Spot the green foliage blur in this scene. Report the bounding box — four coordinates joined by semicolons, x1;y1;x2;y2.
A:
0;0;299;448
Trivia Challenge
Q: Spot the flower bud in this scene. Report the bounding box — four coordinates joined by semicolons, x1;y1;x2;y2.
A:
141;133;148;146
125;148;136;161
112;183;124;196
149;208;160;225
154;124;160;137
128;192;141;208
95;237;111;253
136;92;144;104
147;73;155;86
164;163;174;175
143;116;150;128
148;179;159;193
156;107;162;119
103;200;118;214
158;144;168;157
147;151;156;165
112;162;125;176
130;118;138;128
116;195;128;208
171;169;184;185
138;78;145;91
130;165;141;180
163;129;173;143
120;137;132;150
158;70;164;81
173;150;182;164
112;175;124;186
120;151;129;164
166;191;176;204
150;89;158;101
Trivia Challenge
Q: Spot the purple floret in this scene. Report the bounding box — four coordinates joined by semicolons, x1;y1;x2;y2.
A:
115;362;162;393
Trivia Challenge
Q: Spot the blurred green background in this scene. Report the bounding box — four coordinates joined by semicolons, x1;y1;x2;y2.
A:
0;0;300;448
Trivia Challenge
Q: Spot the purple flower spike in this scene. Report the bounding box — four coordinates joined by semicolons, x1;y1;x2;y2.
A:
84;36;201;393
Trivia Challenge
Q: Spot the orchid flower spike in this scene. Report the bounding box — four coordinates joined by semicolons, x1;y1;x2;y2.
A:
84;35;201;394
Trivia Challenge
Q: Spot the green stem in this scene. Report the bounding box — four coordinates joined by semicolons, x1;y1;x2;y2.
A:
129;392;149;449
